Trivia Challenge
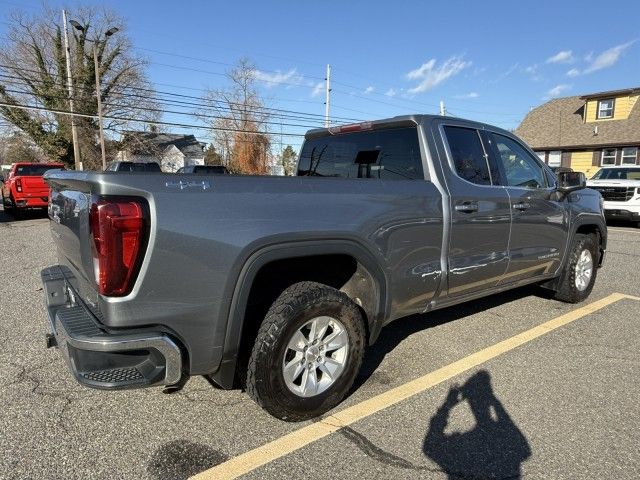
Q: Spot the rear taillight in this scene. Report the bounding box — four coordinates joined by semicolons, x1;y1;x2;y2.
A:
89;197;148;296
16;178;22;192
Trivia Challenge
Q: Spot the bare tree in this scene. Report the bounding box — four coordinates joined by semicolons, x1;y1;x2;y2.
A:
0;130;48;164
0;4;159;169
202;58;271;174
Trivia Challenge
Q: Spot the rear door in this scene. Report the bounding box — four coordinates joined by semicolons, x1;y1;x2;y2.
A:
437;122;511;297
483;131;567;283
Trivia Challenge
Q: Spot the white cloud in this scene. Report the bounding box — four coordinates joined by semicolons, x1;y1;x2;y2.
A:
453;92;479;99
311;81;324;97
546;50;574;64
545;84;571;98
583;41;635;73
252;68;304;88
385;88;397;97
566;68;580;77
524;64;537;74
364;86;374;94
406;56;471;94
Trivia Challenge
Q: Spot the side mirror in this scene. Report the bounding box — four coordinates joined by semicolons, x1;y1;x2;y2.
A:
557;171;586;192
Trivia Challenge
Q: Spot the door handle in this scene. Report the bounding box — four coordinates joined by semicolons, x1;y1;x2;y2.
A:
455;201;479;213
513;202;531;211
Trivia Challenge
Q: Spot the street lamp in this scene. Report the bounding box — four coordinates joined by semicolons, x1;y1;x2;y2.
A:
69;20;119;170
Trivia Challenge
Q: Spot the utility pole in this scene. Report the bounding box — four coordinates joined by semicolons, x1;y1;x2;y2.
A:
93;46;107;170
324;64;331;128
62;10;82;170
439;99;446;116
69;20;118;170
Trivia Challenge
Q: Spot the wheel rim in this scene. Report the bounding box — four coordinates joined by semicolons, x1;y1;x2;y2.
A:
575;249;593;292
282;316;349;398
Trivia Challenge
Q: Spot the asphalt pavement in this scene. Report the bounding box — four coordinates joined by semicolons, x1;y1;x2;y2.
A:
1;206;639;479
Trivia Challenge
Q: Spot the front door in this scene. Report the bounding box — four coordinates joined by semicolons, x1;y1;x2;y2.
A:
483;131;568;283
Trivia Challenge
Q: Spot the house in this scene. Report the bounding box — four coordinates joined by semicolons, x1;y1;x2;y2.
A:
516;87;640;178
116;131;207;172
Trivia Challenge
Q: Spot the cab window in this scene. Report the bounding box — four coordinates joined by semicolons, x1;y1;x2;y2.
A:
297;127;424;180
443;126;492;185
489;133;547;189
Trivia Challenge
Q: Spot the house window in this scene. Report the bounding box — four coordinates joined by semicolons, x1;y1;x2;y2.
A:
597;99;615;119
548;151;562;167
601;149;617;166
621;147;638;165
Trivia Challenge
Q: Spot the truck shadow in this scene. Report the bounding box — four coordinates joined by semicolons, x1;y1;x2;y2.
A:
353;285;551;391
0;205;48;223
423;370;531;479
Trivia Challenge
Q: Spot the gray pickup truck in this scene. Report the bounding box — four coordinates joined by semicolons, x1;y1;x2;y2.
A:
41;115;606;421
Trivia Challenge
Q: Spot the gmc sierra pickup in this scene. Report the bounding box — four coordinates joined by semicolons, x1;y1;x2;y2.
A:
41;115;606;421
1;162;65;217
587;165;640;226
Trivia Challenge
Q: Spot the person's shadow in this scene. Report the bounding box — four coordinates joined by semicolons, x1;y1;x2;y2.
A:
423;370;531;479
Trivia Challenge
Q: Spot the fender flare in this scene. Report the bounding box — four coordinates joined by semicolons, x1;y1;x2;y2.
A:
211;238;389;389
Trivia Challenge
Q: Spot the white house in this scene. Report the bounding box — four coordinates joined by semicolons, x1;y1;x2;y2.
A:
116;131;206;172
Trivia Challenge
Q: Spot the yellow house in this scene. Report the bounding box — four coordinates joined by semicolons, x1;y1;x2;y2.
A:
516;87;640;178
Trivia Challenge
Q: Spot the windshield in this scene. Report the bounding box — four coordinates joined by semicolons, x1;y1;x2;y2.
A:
591;167;640;180
14;164;63;176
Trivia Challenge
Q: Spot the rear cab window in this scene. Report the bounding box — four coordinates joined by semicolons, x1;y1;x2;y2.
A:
15;164;63;176
297;127;424;180
442;126;495;185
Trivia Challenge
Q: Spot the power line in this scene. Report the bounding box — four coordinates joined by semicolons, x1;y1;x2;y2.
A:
0;100;306;137
0;66;365;123
0;85;329;131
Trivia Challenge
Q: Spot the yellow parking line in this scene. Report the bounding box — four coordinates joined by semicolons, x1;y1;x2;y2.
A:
608;227;640;234
191;293;639;480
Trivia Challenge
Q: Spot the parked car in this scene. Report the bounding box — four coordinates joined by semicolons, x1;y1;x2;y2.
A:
1;162;65;217
176;165;229;175
587;166;640;226
41;115;606;421
105;161;162;172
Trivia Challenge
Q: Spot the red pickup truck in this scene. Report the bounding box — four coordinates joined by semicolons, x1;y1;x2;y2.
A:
1;162;65;216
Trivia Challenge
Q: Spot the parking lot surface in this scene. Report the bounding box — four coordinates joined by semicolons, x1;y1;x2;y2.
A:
1;207;639;479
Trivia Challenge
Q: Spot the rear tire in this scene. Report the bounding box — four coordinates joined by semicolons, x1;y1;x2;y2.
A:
247;281;366;421
553;234;598;303
1;193;13;215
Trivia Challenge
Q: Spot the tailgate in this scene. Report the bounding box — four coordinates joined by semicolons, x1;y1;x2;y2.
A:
48;185;96;301
20;175;49;194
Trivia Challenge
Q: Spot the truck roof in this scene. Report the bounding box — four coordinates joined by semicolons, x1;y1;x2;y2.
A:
304;114;514;140
12;162;64;167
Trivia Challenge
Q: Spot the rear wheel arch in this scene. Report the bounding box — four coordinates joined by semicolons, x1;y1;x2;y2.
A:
214;240;388;389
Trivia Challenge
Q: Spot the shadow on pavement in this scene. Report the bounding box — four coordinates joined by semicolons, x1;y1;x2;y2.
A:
423;370;531;479
0;205;48;223
354;285;551;390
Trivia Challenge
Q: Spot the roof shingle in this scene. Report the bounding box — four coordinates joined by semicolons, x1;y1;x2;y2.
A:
515;94;640;150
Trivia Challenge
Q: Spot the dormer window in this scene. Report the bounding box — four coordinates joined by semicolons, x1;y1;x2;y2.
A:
597;99;615;119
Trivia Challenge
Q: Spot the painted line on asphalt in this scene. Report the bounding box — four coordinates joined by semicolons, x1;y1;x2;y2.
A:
608;227;640;234
191;292;639;480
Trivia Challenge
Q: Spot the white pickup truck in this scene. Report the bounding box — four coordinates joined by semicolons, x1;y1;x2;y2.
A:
587;166;640;227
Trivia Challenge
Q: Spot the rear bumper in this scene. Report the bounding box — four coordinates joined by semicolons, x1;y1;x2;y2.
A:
41;266;182;389
14;194;48;208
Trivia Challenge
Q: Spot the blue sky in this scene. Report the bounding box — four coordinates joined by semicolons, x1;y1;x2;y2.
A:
1;0;639;150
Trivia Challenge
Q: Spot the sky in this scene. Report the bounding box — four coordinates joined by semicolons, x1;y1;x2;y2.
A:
1;0;639;151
